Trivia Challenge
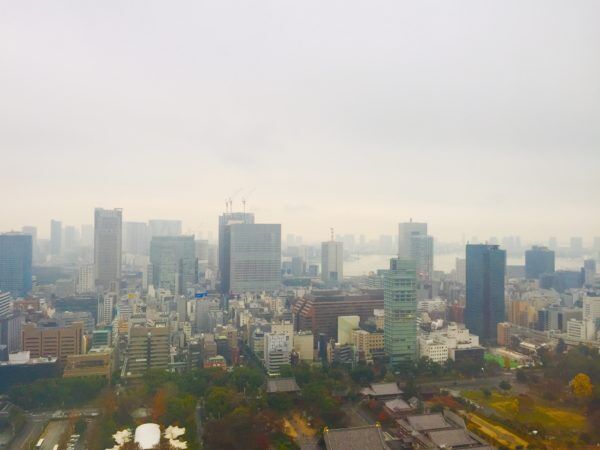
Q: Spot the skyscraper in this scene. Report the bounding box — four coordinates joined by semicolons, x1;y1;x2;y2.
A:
321;238;343;284
398;220;433;281
50;219;62;255
221;223;280;293
150;235;197;294
0;233;32;298
384;258;417;366
465;244;506;341
123;221;149;255
94;208;122;290
63;225;79;251
525;246;555;280
218;211;255;286
148;220;182;238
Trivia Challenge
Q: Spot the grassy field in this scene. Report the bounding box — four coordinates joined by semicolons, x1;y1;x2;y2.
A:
462;390;586;443
484;352;519;369
467;412;529;448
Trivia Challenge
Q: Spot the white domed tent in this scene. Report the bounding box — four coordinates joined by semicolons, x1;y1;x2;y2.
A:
134;423;161;449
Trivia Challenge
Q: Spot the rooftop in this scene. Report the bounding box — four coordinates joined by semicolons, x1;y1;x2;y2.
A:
324;425;388;450
428;429;477;448
360;382;403;397
384;398;412;412
265;377;300;394
406;413;451;431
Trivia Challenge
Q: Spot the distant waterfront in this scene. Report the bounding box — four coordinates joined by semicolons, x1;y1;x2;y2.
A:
343;253;588;276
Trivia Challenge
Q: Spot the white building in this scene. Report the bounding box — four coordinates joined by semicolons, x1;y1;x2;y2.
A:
0;291;12;319
398;221;433;281
418;337;449;364
98;292;117;325
566;319;586;341
77;264;95;294
264;332;292;376
583;295;600;340
419;322;480;363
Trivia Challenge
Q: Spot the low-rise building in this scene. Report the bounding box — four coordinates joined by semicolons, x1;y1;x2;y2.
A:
63;348;112;379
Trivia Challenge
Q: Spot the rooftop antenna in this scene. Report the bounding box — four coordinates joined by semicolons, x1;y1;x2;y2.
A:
242;198;247;220
225;199;229;213
330;227;334;241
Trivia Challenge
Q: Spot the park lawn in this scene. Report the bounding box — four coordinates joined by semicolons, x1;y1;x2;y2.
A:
462;390;586;440
484;352;519;369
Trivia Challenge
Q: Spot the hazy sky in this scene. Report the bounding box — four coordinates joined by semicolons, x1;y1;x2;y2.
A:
1;1;599;243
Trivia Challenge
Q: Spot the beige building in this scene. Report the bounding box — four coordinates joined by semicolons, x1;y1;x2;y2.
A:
351;329;384;363
497;322;512;347
508;301;537;328
21;322;84;364
63;348;112;379
293;331;314;362
126;325;169;376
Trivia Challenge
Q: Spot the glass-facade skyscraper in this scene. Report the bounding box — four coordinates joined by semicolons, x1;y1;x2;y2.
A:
94;208;122;291
384;258;417;366
465;244;506;341
222;223;281;294
150;235;197;294
524;246;555;280
0;233;33;297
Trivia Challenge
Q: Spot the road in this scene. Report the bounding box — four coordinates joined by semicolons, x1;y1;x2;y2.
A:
40;420;69;450
8;408;100;450
9;413;47;450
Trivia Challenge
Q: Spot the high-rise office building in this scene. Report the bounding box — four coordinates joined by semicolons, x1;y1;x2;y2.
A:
150;236;197;294
570;237;583;255
221;223;280;293
97;292;117;325
218;212;255;285
398;221;427;258
384;258;417;366
21;226;37;261
124;221;149;255
583;259;597;286
465;244;506;341
409;234;434;281
148;220;182;238
126;324;169;375
50;219;62;255
321;239;343;284
525;246;555;280
0;292;12;319
77;264;95;294
64;225;79;251
398;220;433;281
94;208;122;290
0;233;32;298
81;224;94;248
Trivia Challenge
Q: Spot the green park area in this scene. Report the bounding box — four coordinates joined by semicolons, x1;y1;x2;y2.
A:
462;389;587;444
484;352;519;369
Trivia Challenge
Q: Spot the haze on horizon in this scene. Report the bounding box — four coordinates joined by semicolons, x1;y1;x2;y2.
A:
1;1;599;243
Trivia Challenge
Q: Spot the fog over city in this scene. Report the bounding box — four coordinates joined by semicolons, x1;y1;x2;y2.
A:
2;0;599;242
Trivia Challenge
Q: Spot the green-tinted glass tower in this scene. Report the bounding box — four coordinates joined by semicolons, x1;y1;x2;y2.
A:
384;258;417;366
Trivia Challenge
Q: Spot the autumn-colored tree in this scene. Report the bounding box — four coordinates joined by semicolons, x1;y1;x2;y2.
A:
152;388;168;422
570;373;593;398
503;356;511;370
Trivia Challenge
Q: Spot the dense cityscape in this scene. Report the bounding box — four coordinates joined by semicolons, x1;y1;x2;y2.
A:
0;213;598;449
2;1;600;449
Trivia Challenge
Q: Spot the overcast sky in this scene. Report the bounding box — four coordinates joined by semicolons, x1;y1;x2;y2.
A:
1;1;599;243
